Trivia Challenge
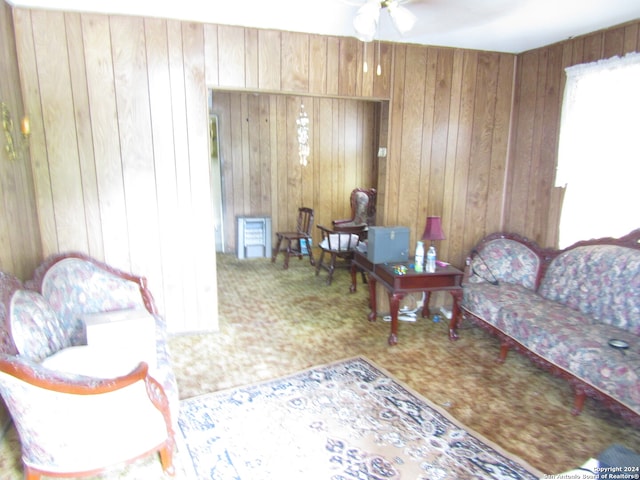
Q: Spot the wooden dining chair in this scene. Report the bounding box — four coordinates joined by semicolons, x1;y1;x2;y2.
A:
315;225;361;285
272;207;316;269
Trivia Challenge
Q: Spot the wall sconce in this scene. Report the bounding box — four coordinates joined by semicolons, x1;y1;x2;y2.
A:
297;102;310;167
2;101;30;161
2;102;17;161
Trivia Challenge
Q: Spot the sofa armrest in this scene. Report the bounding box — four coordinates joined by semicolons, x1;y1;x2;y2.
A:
462;255;474;285
465;234;542;290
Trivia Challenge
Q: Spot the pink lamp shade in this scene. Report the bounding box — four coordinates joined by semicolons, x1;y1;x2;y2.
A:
421;216;445;241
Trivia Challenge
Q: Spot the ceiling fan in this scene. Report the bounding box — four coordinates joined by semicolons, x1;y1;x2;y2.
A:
352;0;418;42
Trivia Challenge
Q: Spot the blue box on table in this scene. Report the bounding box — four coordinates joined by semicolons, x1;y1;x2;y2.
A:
367;226;410;264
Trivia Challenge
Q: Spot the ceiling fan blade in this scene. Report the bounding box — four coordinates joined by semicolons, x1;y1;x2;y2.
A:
387;2;417;35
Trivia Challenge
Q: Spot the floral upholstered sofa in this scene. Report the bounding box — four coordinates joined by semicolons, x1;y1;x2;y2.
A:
0;252;179;479
450;229;640;427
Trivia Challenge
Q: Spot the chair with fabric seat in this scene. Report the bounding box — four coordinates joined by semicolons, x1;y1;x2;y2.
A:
272;207;316;269
332;188;377;240
315;225;361;286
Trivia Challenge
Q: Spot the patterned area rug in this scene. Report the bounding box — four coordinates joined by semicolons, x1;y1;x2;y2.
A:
177;356;542;479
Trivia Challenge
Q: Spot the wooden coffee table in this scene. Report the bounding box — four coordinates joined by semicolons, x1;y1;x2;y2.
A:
352;251;463;345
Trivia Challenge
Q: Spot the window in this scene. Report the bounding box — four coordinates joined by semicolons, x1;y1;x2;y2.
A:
555;52;640;248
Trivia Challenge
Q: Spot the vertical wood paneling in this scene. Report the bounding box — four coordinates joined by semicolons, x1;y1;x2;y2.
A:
281;32;309;92
13;9;56;257
0;4;41;279
35;11;89;253
182;21;218;332
486;53;515;236
244;29;259;89
111;15;161;280
258;30;281;90
454;51;478;251
623;23;639;53
373;42;393;99
428;49;453;224
203;24;219;86
326;37;340;96
338;37;359;97
309;35;328;94
66;13;103;258
396;45;427;231
145;17;184;327
82;14;130;265
441;50;465;265
218;25;246;87
167;19;201;329
385;44;406;223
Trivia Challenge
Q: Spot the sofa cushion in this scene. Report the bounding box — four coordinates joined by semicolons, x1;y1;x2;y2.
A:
539;245;640;336
466;238;540;290
9;289;70;362
540;322;640;414
463;284;596;348
462;283;535;329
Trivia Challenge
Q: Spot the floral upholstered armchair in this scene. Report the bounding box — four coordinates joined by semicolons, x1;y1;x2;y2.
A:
0;253;178;479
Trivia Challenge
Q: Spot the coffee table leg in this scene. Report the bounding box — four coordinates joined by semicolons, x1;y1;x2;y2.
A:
421;291;432;318
367;276;377;322
388;292;402;346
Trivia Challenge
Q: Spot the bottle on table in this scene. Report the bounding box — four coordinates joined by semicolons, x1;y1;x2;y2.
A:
426;245;436;273
414;241;424;272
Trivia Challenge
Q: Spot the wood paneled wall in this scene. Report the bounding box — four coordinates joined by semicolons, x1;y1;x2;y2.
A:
211;91;379;251
8;6;519;328
506;20;640;247
385;45;516;268
13;10;218;332
0;2;40;279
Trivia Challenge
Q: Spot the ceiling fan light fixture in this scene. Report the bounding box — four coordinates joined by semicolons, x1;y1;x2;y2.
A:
386;1;417;35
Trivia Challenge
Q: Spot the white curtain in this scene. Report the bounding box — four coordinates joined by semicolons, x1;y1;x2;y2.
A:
555;52;640;248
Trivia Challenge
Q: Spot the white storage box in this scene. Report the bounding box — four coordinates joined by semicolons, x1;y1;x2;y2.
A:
82;308;157;369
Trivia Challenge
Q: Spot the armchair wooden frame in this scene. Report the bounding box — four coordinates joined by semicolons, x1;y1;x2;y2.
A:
0;356;175;480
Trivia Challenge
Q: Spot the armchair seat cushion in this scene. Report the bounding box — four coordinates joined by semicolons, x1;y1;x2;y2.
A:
41;345;141;379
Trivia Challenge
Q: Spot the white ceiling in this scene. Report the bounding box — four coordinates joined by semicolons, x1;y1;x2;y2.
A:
7;0;640;53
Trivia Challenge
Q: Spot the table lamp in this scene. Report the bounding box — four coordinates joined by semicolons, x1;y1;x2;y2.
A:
421;216;445;271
